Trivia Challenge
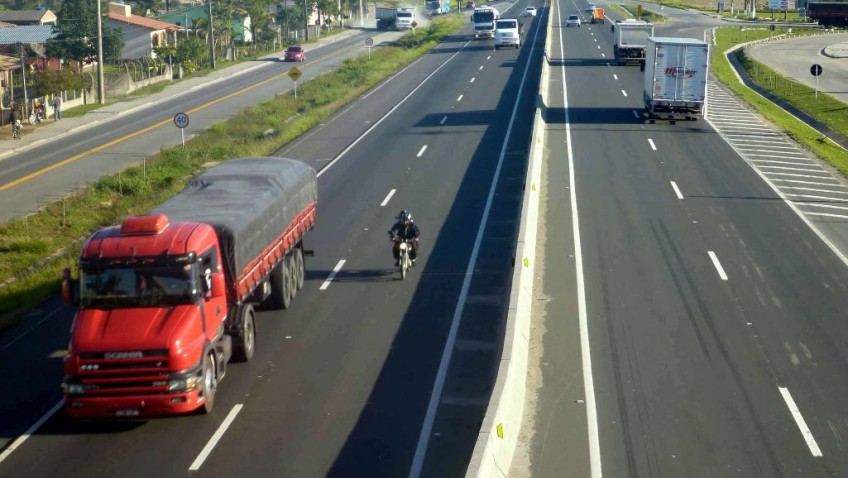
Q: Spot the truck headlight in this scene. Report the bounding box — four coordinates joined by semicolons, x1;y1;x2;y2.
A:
168;375;201;392
64;383;84;395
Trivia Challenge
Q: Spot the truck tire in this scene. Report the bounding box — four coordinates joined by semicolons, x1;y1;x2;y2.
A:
288;253;298;301
267;261;286;309
231;304;255;362
294;248;305;290
200;351;217;414
282;256;293;309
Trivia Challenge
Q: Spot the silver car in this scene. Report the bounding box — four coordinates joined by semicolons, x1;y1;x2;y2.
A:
566;14;581;27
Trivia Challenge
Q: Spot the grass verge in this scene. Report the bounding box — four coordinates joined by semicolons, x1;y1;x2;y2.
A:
0;17;465;333
711;27;848;174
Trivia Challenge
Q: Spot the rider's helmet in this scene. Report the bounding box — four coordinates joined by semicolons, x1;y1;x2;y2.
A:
398;209;413;224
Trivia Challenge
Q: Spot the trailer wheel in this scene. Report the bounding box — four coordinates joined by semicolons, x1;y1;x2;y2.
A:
267;262;286;309
231;304;255;362
294;248;305;290
200;351;217;414
281;256;293;309
288;253;298;301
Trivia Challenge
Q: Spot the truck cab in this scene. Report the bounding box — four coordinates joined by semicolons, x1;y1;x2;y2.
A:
396;7;415;29
494;18;521;49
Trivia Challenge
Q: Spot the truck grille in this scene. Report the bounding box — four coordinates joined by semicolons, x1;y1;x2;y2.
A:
76;349;171;395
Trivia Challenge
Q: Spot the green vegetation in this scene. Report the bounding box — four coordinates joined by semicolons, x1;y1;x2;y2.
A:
611;4;668;22
0;17;465;332
711;27;848;174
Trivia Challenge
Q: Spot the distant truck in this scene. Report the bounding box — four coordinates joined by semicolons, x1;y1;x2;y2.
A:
427;0;451;15
613;19;654;68
376;6;415;29
471;6;500;39
591;7;605;23
643;37;709;123
61;157;317;418
396;7;416;29
807;1;848;26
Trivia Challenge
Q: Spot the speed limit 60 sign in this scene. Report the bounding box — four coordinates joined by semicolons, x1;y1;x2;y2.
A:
174;112;190;128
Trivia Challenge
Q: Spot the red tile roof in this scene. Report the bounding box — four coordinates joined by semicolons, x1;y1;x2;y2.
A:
105;13;181;31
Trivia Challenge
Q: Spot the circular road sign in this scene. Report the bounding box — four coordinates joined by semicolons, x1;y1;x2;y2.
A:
174;112;189;129
811;64;823;77
365;37;374;47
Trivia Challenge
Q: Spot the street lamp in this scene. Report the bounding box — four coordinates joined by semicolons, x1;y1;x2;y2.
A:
96;0;105;104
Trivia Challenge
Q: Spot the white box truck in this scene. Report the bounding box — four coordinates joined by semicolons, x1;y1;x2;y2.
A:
396;7;415;29
471;6;500;39
613;19;654;69
643;37;709;123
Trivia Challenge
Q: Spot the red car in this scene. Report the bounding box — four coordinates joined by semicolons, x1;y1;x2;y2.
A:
283;45;305;62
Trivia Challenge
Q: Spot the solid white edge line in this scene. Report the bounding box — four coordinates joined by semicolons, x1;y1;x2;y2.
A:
0;399;63;465
380;189;397;207
319;259;346;290
648;138;657;151
188;404;244;471
707;251;728;281
778;387;823;457
417;145;428;157
408;8;547;477
558;5;603;476
670;181;684;199
316;40;471;178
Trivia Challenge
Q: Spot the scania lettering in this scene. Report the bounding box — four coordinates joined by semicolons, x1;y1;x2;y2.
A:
61;157;317;418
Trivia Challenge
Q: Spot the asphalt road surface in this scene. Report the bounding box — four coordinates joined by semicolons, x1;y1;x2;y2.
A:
0;4;543;477
516;1;848;477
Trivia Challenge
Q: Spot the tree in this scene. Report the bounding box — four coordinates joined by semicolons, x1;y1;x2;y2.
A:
46;0;125;67
133;0;166;16
31;68;91;97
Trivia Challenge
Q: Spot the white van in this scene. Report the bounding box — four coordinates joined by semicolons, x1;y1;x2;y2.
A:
494;18;520;49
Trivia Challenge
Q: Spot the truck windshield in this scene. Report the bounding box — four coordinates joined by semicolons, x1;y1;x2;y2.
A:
473;11;495;22
398;11;413;18
80;265;198;308
496;20;516;29
426;1;440;7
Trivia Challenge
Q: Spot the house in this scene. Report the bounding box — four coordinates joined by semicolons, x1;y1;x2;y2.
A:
0;25;56;111
105;2;181;59
159;5;254;45
0;9;58;26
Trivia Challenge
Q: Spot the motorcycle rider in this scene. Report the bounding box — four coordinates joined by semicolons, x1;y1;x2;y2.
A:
388;209;420;267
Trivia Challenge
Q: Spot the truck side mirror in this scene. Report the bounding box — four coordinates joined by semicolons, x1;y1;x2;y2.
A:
61;268;79;306
210;272;226;299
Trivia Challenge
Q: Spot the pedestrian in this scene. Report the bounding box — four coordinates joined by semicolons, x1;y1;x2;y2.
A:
9;104;22;140
52;94;62;120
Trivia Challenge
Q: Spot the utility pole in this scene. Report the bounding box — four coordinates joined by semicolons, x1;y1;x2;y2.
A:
304;0;309;41
20;44;29;118
96;0;106;104
208;0;216;69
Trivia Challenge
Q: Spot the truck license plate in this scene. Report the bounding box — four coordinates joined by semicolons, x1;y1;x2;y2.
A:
115;409;140;417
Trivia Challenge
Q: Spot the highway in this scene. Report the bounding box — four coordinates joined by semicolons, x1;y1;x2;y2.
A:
518;1;848;476
0;4;543;477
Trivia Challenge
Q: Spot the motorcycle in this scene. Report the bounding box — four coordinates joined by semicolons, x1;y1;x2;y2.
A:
392;236;416;279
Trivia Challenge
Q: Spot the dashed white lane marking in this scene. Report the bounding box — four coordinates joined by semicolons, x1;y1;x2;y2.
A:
621;90;627;97
457;94;464;102
708;251;728;281
189;404;244;471
381;189;397;207
670;181;684;199
440;116;448;125
597;45;601;49
778;387;823;457
613;74;618;80
479;65;484;70
470;77;475;83
0;400;63;465
647;138;657;151
417;145;428;157
601;53;605;58
320;260;346;290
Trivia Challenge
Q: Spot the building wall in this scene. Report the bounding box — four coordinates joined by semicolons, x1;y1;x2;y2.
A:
107;21;163;59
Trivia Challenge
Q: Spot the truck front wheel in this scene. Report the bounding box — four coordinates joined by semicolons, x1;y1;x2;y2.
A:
232;304;256;362
288;254;298;301
200;351;217;414
282;256;293;309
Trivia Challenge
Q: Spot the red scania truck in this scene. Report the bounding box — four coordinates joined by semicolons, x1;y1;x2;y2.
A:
61;157;317;418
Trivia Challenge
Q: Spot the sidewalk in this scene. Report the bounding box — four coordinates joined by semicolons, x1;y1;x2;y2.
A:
0;28;365;163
